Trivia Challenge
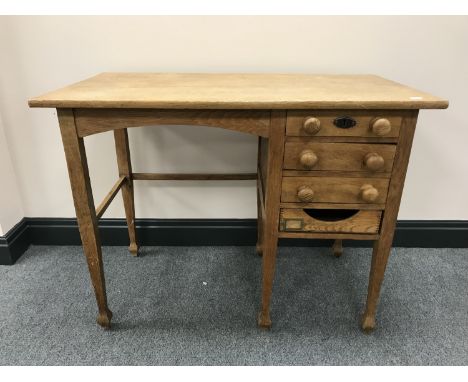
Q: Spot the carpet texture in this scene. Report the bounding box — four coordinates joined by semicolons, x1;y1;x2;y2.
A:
0;245;467;365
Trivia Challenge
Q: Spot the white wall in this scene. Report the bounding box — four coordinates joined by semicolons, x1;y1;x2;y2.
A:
0;16;467;231
0;112;24;234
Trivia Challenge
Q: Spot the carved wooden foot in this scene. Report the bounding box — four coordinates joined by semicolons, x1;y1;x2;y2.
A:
257;311;272;329
361;313;376;333
332;239;343;257
97;308;113;329
256;243;263;257
129;243;139;257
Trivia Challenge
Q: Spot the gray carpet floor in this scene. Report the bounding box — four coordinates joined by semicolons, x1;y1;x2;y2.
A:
0;245;467;365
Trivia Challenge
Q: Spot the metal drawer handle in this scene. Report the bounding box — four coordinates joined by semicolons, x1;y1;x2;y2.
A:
333;116;356;129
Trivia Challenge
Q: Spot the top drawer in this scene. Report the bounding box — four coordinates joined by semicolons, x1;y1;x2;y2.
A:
286;110;402;138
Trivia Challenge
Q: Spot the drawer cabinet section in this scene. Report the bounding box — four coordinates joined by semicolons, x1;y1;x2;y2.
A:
283;141;396;174
280;208;382;234
286;110;402;138
281;176;389;204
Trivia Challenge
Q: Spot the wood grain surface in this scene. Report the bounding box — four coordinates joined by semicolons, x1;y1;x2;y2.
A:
280;208;382;234
57;109;112;328
32;72;446;332
114;129;139;256
28;73;448;109
283;141;396;173
281;176;390;204
362;110;420;332
74;108;270;137
286;110;404;137
132;173;257;180
258;111;286;329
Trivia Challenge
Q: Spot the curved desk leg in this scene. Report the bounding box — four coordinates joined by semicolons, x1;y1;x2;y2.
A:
362;110;418;333
258;111;286;329
114;129;139;256
58;109;112;328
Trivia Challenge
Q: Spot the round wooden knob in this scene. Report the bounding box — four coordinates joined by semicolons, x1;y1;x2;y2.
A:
302;117;321;135
299;149;318;168
363;152;385;171
370;118;392;136
297;185;314;202
360;184;379;203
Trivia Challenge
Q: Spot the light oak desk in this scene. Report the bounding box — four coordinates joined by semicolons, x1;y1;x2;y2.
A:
29;73;448;332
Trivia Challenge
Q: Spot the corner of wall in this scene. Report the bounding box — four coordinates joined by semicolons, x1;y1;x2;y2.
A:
0;111;24;236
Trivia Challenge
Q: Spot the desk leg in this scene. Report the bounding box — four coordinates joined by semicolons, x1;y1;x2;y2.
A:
58;109;112;328
256;181;263;257
256;137;264;257
332;239;343;257
114;129;139;256
258;111;286;329
362;110;418;332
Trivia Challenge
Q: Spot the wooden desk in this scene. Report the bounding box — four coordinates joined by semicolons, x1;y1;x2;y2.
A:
29;73;448;331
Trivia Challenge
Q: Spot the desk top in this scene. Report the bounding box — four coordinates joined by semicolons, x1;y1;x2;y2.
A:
28;73;448;110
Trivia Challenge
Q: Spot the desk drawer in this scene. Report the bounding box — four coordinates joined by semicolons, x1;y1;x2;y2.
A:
283;141;396;174
280;208;382;234
281;176;389;204
286;110;402;138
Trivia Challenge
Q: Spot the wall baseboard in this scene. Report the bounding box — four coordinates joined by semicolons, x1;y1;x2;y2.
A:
1;217;467;265
0;219;30;265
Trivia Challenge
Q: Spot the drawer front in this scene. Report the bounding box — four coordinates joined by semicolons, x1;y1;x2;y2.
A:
283;141;396;174
286;110;402;138
280;208;382;234
281;176;389;204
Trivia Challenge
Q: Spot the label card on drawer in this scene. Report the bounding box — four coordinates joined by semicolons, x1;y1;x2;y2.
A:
280;209;382;234
281;219;304;231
